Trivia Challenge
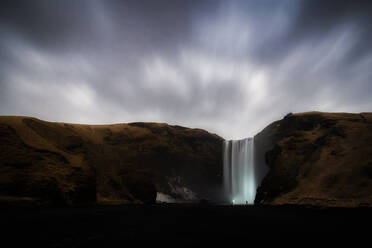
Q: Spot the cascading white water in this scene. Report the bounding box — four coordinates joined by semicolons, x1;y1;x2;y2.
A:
223;137;256;204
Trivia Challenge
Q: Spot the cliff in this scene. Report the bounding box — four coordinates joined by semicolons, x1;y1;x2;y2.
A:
2;112;371;207
254;112;372;207
0;116;223;205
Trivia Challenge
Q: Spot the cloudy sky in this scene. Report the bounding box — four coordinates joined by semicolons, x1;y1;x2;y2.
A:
1;0;371;139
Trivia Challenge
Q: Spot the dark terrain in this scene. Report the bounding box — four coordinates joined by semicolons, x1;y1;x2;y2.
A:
1;113;372;246
2;204;371;246
0;116;223;205
1;112;372;207
255;112;372;207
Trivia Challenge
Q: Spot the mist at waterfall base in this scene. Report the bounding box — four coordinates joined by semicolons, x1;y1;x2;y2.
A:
223;138;257;205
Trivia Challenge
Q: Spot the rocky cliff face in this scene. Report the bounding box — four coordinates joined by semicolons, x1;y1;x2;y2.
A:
254;112;372;207
0;117;223;205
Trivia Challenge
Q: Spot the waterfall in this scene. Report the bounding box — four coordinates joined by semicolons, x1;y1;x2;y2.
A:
223;137;256;204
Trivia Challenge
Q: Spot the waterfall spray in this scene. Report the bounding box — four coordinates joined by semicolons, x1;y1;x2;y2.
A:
223;138;256;204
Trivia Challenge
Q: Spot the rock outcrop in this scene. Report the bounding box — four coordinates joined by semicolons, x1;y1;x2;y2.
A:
0;116;223;205
254;112;372;207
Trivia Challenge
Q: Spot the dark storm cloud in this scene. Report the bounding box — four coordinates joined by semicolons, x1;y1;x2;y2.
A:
290;0;372;64
0;0;214;55
251;0;372;65
0;0;371;139
0;0;101;51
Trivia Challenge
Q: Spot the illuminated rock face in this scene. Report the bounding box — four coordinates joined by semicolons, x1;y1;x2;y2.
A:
223;138;256;204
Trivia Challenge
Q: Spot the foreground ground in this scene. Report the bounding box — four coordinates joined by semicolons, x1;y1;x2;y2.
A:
2;204;371;246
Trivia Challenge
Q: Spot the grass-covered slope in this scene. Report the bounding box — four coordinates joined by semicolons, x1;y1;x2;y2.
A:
0;116;223;205
255;112;372;207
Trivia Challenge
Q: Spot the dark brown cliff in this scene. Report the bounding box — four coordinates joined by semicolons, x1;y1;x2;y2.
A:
0;116;223;205
254;112;372;207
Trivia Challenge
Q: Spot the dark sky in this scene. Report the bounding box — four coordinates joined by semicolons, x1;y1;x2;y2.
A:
1;0;372;139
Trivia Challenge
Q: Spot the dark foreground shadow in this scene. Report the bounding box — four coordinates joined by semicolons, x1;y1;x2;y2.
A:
2;204;371;247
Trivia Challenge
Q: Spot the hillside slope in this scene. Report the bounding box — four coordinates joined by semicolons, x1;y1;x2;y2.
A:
254;112;372;207
0;116;223;205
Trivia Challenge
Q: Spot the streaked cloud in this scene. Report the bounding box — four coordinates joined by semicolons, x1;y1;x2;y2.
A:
1;0;371;139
